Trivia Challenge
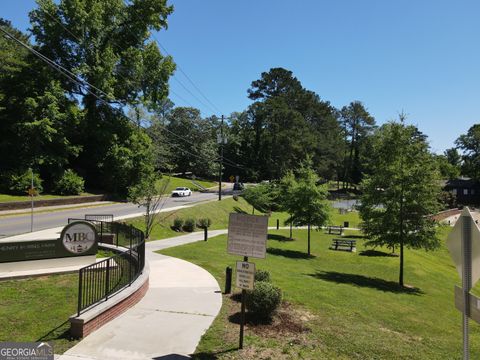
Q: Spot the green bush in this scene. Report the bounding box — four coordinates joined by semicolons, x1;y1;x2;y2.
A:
8;170;43;195
197;218;211;229
173;218;184;231
254;269;271;283
53;169;84;195
246;281;282;320
183;218;196;232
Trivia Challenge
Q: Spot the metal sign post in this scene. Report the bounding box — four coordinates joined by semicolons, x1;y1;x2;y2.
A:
238;256;253;349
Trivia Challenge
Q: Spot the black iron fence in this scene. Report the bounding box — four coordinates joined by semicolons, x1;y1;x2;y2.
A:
72;218;145;316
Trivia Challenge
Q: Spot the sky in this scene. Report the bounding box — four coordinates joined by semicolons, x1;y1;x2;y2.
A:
2;0;480;153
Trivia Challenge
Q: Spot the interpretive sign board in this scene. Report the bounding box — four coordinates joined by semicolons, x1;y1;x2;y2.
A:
227;213;268;259
0;221;98;263
236;261;255;290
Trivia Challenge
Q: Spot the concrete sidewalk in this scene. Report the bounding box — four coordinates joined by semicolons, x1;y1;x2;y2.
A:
58;232;223;360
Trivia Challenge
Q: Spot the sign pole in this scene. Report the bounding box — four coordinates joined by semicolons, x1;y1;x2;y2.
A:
462;210;472;360
239;255;248;349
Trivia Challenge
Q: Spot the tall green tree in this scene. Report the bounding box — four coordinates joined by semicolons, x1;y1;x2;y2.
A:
455;124;480;180
29;0;176;192
358;119;441;287
340;101;376;188
281;164;331;256
244;67;342;181
0;20;82;190
165;107;217;177
434;154;460;180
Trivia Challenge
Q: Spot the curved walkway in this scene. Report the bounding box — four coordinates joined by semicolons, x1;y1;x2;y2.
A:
59;232;224;360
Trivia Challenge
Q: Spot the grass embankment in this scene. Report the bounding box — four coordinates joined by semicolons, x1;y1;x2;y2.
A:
127;197;253;240
0;274;79;354
159;226;480;359
159;176;217;194
0;193;94;203
127;197;359;241
0;176;215;204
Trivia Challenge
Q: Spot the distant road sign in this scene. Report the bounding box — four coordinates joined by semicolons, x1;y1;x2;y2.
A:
236;261;255;290
447;207;480;286
229;175;235;182
227;213;268;258
27;188;38;196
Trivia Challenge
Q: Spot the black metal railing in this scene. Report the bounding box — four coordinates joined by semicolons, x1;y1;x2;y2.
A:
74;219;145;316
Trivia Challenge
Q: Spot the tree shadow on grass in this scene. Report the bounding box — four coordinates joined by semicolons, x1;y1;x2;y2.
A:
342;234;367;239
267;247;315;259
359;249;398;257
309;271;423;295
233;206;248;214
268;234;294;242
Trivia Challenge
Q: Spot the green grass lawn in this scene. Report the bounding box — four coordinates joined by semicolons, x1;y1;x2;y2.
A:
159;176;217;194
159;226;480;359
127;197;255;240
127;197;362;241
0;193;94;203
0;274;79;354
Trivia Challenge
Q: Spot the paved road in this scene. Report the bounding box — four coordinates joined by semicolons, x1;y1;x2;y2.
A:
0;189;231;238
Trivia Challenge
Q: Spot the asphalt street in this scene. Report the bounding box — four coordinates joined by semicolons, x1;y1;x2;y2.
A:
0;190;228;238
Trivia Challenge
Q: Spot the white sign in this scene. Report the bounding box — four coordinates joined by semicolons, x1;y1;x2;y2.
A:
447;207;480;286
227;213;268;258
236;261;255;290
61;221;97;254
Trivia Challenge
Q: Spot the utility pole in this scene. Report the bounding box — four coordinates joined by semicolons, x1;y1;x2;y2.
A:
30;168;34;232
218;115;224;201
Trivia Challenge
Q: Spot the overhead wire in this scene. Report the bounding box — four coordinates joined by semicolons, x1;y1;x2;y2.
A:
124;0;222;115
3;14;249;173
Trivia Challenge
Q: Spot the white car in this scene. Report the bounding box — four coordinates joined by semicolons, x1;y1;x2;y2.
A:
171;187;192;197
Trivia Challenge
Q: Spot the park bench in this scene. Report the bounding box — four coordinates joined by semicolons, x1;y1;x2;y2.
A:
327;225;344;235
331;238;356;252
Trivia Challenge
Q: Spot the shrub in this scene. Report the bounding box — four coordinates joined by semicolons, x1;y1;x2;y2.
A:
53;169;84;195
246;281;282;320
254;269;271;283
173;218;184;231
183;218;196;232
197;218;212;229
8;170;43;195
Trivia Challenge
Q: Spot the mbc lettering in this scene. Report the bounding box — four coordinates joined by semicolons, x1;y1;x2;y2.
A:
65;232;95;242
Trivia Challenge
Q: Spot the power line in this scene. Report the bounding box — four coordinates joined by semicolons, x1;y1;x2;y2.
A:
124;0;222;114
39;5;205;115
0;27;114;107
2;25;248;174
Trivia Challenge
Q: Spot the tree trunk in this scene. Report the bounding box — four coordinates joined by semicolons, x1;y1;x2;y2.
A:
307;223;311;256
289;221;293;240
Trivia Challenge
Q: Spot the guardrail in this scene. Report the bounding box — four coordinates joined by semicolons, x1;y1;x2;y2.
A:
71;218;145;316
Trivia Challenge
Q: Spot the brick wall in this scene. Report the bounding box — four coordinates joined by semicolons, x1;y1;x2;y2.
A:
70;277;149;338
